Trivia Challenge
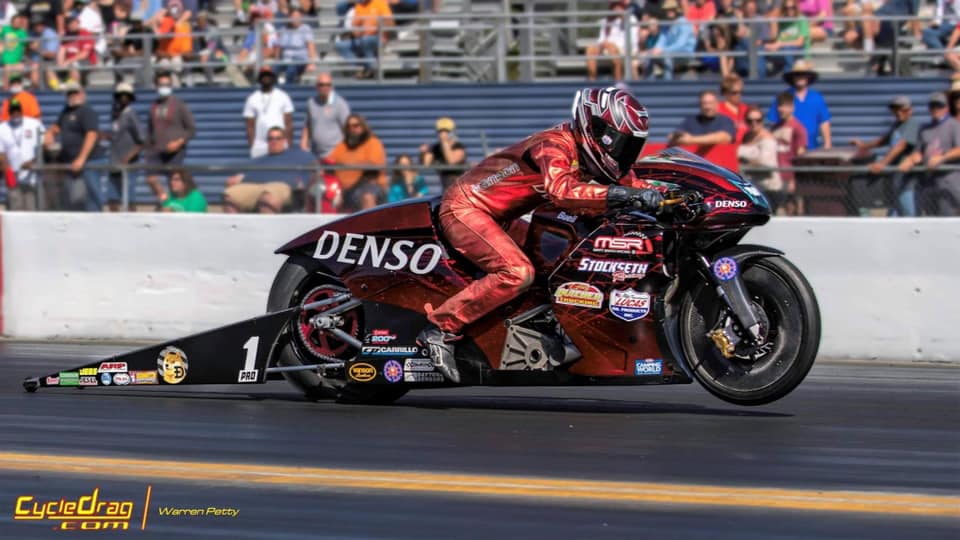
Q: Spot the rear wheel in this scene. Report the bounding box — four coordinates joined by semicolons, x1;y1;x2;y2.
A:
679;255;820;406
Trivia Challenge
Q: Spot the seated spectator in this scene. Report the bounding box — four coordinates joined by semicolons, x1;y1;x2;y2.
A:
27;15;58;89
770;91;807;203
738;106;784;212
766;60;831;150
327;113;387;211
190;10;230;85
237;11;277;82
945;23;960;70
337;0;423;18
54;15;97;89
389;153;427;202
419;116;466;190
1;74;40;121
26;0;65;36
923;0;960;53
866;0;920;74
668;90;736;149
798;0;833;43
277;7;317;84
1;13;28;89
162;169;207;212
224;125;317;213
763;0;808;76
76;0;106;59
586;0;639;82
335;0;393;79
840;0;881;52
702;21;734;76
900;92;960;216
639;0;695;80
0;98;45;211
734;0;772;77
149;2;193;87
685;0;716;39
718;74;747;143
303;158;343;213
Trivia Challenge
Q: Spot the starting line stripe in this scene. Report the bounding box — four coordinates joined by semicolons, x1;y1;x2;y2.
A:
0;451;957;517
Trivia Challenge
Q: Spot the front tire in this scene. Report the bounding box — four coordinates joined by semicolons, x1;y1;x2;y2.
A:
679;255;821;406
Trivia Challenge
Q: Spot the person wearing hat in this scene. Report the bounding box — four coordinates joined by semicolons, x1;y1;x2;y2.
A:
101;82;144;211
641;0;695;80
766;59;831;150
243;66;294;158
1;74;41;122
0;97;45;210
419;116;467;190
899;92;960;216
850;96;920;216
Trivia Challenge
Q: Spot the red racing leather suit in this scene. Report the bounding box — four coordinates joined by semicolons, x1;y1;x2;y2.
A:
428;123;645;334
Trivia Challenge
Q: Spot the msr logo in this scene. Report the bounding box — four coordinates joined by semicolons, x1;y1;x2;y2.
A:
593;235;653;255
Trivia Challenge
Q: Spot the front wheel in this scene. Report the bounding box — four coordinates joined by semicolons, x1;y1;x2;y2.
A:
679;255;821;406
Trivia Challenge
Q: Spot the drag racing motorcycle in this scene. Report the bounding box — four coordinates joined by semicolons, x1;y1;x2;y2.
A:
24;148;821;406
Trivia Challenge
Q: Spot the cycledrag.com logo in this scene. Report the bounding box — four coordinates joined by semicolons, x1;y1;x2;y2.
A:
13;485;240;531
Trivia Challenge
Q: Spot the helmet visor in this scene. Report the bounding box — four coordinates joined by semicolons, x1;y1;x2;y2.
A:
592;120;646;177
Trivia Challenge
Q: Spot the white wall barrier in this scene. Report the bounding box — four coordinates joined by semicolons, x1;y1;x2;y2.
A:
2;213;958;362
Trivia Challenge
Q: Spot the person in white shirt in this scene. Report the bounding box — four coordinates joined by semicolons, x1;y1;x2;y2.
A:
76;0;107;58
0;99;44;210
586;0;640;81
243;66;293;158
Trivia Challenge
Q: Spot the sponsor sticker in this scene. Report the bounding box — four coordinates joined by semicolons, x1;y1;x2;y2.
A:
404;358;436;372
712;257;738;282
79;376;98;386
58;372;79;386
554;282;604;309
112;373;131;386
556;211;578;223
79;367;97;376
348;362;377;382
157;346;189;384
635;358;663;376
383;360;403;383
312;231;443;275
592;234;653;255
471;162;521;193
131;371;158;385
711;199;748;209
237;370;259;383
369;329;397;344
578;258;649;280
98;362;128;373
45;376;59;386
100;373;113;385
404;371;445;383
609;289;651;321
361;346;419;356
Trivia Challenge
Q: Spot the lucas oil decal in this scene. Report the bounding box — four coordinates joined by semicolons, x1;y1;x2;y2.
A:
608;289;651;321
554;282;603;309
313;231;443;275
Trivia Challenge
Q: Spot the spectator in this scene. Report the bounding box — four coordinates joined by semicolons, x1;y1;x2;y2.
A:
389;153;427;202
0;98;44;210
900;92;960;216
237;12;277;82
327;114;387;211
1;74;41;120
0;0;17;28
75;0;105;59
190;10;230;85
763;0;808;75
770;90;807;203
42;82;105;210
737;105;784;211
766;60;831;150
110;17;148;86
335;0;393;79
639;0;695;80
631;17;661;78
419;116;466;190
1;13;28;89
224;125;317;213
243;66;293;158
162;168;207;212
734;0;773;77
103;82;144;211
148;2;193;87
277;7;317;84
798;0;833;43
685;0;716;38
54;15;96;89
718;74;747;143
949;78;960;119
946;23;960;70
702;22;734;77
28;15;59;89
668;90;736;149
301;72;350;160
26;0;65;36
304;158;342;213
923;0;960;52
850;95;919;216
840;0;881;52
585;0;639;82
145;71;195;205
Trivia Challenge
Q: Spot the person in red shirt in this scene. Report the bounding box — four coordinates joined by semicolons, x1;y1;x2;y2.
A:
418;87;663;382
54;16;96;88
718;74;748;143
770;91;808;207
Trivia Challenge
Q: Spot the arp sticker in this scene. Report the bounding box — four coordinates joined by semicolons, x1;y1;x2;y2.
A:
98;362;128;373
635;358;663;376
157;346;189;384
609;289;651;321
348;362;377;382
554;282;604;309
712;257;738;282
383;360;403;383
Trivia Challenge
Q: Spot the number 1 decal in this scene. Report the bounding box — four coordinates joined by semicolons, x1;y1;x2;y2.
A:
238;336;260;383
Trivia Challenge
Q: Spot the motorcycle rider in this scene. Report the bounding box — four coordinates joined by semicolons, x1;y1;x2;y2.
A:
418;86;664;382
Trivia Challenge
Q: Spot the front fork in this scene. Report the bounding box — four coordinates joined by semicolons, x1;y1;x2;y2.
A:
695;253;762;358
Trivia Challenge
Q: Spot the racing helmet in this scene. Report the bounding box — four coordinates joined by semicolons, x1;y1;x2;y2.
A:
571;86;649;182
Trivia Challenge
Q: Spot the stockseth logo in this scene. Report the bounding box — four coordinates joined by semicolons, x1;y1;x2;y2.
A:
14;486;152;531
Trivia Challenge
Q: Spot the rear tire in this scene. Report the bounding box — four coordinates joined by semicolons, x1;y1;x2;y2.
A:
679;255;820;406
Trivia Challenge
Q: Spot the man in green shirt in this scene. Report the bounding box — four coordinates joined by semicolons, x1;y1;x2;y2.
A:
764;0;809;76
161;169;208;212
1;13;28;88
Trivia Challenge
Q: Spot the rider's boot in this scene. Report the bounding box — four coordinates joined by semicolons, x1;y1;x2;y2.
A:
416;324;461;383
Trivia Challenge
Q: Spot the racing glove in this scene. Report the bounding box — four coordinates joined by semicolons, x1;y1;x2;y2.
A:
606;185;664;213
